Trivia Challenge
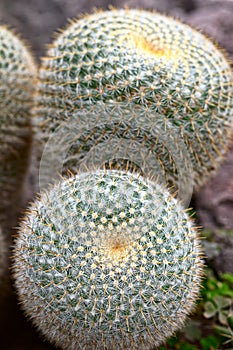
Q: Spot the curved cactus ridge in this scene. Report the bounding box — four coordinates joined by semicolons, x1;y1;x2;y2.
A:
36;8;233;191
13;169;204;350
0;26;37;226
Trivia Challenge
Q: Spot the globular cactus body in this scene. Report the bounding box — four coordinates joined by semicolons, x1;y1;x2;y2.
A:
36;9;233;190
0;26;37;225
13;170;203;349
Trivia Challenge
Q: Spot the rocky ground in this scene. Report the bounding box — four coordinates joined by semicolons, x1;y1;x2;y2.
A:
0;0;232;349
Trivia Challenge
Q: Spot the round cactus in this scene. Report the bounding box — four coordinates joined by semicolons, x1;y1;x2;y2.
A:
38;105;194;204
36;8;233;192
0;26;37;226
13;169;203;349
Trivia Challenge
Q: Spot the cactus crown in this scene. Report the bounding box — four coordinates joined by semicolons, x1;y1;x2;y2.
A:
13;170;203;350
0;26;37;225
36;8;233;190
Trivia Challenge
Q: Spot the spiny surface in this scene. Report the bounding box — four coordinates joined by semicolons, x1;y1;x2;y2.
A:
13;170;203;350
36;9;233;190
38;105;192;201
0;26;37;225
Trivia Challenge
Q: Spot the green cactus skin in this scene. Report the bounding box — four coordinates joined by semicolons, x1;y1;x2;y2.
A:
13;170;203;350
0;26;37;226
35;8;233;190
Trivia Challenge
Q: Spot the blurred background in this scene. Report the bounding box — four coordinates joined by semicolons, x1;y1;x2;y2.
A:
0;0;232;349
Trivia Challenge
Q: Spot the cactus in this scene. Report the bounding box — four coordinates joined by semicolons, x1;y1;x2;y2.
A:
0;26;37;226
13;169;203;350
35;8;233;191
38;105;193;203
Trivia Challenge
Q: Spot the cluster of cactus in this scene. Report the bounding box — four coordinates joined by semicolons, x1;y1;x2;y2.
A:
0;26;37;227
13;169;203;350
36;8;233;191
0;7;231;350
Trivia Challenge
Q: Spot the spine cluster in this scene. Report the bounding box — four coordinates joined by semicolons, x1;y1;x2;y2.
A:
13;170;203;350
